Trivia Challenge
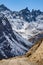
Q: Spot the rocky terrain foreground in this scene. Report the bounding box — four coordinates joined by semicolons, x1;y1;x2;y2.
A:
0;39;43;65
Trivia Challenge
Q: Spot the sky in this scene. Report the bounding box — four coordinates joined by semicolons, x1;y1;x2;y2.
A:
0;0;43;11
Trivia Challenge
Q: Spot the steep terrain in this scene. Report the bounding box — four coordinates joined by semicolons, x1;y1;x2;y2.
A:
26;39;43;65
0;4;43;39
29;32;43;43
0;14;33;59
0;4;43;64
0;39;43;65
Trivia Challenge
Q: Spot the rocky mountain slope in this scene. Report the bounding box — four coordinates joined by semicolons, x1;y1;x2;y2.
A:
29;32;43;43
0;13;33;59
0;4;43;40
0;39;43;65
26;38;43;65
0;4;43;60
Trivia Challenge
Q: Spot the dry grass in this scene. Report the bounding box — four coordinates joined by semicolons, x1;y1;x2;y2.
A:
0;39;43;65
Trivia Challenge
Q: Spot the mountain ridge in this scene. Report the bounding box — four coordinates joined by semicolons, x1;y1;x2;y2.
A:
0;4;43;59
0;39;43;65
0;12;33;59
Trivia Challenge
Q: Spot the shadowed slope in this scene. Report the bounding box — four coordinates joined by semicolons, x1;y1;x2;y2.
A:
0;39;43;65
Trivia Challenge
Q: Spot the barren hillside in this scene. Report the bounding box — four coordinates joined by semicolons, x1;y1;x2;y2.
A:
0;39;43;65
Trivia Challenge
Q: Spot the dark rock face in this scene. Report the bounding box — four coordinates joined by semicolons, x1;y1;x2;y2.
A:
0;4;43;22
0;15;33;59
29;33;43;43
13;8;43;22
0;4;11;12
0;4;43;59
0;17;14;59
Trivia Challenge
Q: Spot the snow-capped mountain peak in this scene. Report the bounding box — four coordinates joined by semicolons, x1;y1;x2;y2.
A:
0;4;43;59
0;4;11;12
0;14;33;59
0;4;42;40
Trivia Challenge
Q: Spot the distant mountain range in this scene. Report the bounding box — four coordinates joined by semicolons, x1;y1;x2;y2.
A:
0;4;43;59
0;4;43;39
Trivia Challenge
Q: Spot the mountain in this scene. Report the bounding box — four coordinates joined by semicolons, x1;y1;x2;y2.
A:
0;13;33;59
12;8;43;39
0;4;43;59
0;39;43;65
0;4;11;12
29;32;43;43
26;38;43;65
0;4;43;40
